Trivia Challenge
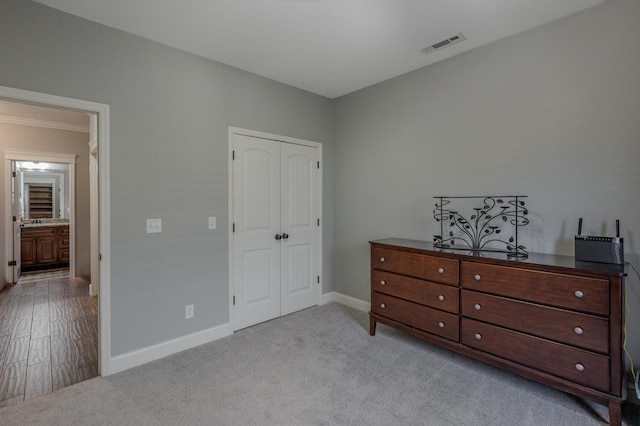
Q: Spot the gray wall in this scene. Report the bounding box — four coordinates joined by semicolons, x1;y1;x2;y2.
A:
333;0;640;367
0;124;91;278
0;0;333;357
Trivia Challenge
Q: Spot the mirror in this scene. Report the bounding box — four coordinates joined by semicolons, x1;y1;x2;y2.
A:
17;161;70;219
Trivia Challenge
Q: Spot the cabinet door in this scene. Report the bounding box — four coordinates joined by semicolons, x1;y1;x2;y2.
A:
36;236;57;264
21;238;36;267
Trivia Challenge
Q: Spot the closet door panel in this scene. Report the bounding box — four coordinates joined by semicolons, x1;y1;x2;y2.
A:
281;143;319;316
232;134;281;330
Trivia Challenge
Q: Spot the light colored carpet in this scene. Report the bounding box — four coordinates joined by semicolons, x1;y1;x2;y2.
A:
0;303;637;425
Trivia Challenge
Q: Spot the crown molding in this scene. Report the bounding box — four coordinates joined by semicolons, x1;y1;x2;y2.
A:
0;114;89;133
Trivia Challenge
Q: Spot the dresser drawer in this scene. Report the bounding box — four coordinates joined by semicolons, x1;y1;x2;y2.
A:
372;247;458;285
372;292;459;341
461;290;609;353
460;262;609;315
373;270;459;314
461;318;610;392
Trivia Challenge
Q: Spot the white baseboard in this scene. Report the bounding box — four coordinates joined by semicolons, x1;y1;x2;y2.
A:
108;322;231;375
320;291;370;312
108;295;368;375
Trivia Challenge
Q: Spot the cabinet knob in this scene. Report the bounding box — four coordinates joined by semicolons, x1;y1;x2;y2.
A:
474;304;482;311
574;290;584;298
380;303;386;308
474;274;482;281
438;295;445;301
575;363;585;372
380;280;386;286
438;267;445;274
438;322;445;328
474;333;482;340
379;257;386;263
574;327;584;335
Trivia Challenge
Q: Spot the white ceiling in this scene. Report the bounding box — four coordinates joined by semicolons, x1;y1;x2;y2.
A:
33;0;606;99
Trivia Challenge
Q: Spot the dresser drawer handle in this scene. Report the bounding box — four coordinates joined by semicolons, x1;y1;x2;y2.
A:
438;322;445;328
379;257;386;263
380;303;386;308
380;280;386;286
474;274;482;281
574;327;584;335
474;333;482;340
438;267;445;274
474;304;482;311
575;363;585;372
438;295;445;301
574;290;584;298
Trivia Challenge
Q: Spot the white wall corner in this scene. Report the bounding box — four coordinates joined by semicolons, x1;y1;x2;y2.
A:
320;291;370;313
107;323;231;375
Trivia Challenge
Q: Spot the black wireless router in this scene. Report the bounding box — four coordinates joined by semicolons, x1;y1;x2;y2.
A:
574;218;624;265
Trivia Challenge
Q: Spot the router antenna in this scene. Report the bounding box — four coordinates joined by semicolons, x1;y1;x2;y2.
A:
616;220;620;238
577;218;583;236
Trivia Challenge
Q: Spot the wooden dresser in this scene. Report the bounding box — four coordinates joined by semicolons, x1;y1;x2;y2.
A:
370;238;627;426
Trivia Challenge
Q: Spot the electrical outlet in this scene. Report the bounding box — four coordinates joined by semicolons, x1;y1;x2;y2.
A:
185;304;194;319
146;218;162;233
208;216;216;230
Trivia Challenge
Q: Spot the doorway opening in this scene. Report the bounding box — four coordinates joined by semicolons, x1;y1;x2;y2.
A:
9;155;76;282
0;85;111;402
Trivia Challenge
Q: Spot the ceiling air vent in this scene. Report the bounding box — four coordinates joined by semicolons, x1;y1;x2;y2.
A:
420;33;466;56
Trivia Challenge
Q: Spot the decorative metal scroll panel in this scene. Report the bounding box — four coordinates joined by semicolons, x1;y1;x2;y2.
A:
433;196;529;257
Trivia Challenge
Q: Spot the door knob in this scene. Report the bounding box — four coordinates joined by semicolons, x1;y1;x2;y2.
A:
275;234;282;240
282;233;289;240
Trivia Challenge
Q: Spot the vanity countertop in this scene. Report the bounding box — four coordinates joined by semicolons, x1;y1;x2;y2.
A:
21;221;69;228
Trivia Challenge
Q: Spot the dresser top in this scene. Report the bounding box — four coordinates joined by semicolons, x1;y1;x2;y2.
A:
370;238;627;277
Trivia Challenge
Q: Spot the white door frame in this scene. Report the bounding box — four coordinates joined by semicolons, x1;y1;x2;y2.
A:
0;85;112;376
228;127;323;331
88;116;99;298
5;151;76;278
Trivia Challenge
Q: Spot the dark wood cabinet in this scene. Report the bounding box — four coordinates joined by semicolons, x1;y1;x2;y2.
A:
20;225;69;271
370;238;626;426
58;226;70;262
20;237;36;267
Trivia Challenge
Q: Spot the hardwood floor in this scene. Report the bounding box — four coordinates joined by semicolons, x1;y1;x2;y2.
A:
0;272;98;406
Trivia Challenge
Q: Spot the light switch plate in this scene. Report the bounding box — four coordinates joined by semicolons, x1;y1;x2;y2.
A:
146;218;162;233
208;216;216;230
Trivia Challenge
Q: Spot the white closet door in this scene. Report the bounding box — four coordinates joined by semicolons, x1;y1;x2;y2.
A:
280;143;318;316
233;135;281;330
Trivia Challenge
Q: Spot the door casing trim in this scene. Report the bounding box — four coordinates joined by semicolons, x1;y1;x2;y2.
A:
0;85;112;376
